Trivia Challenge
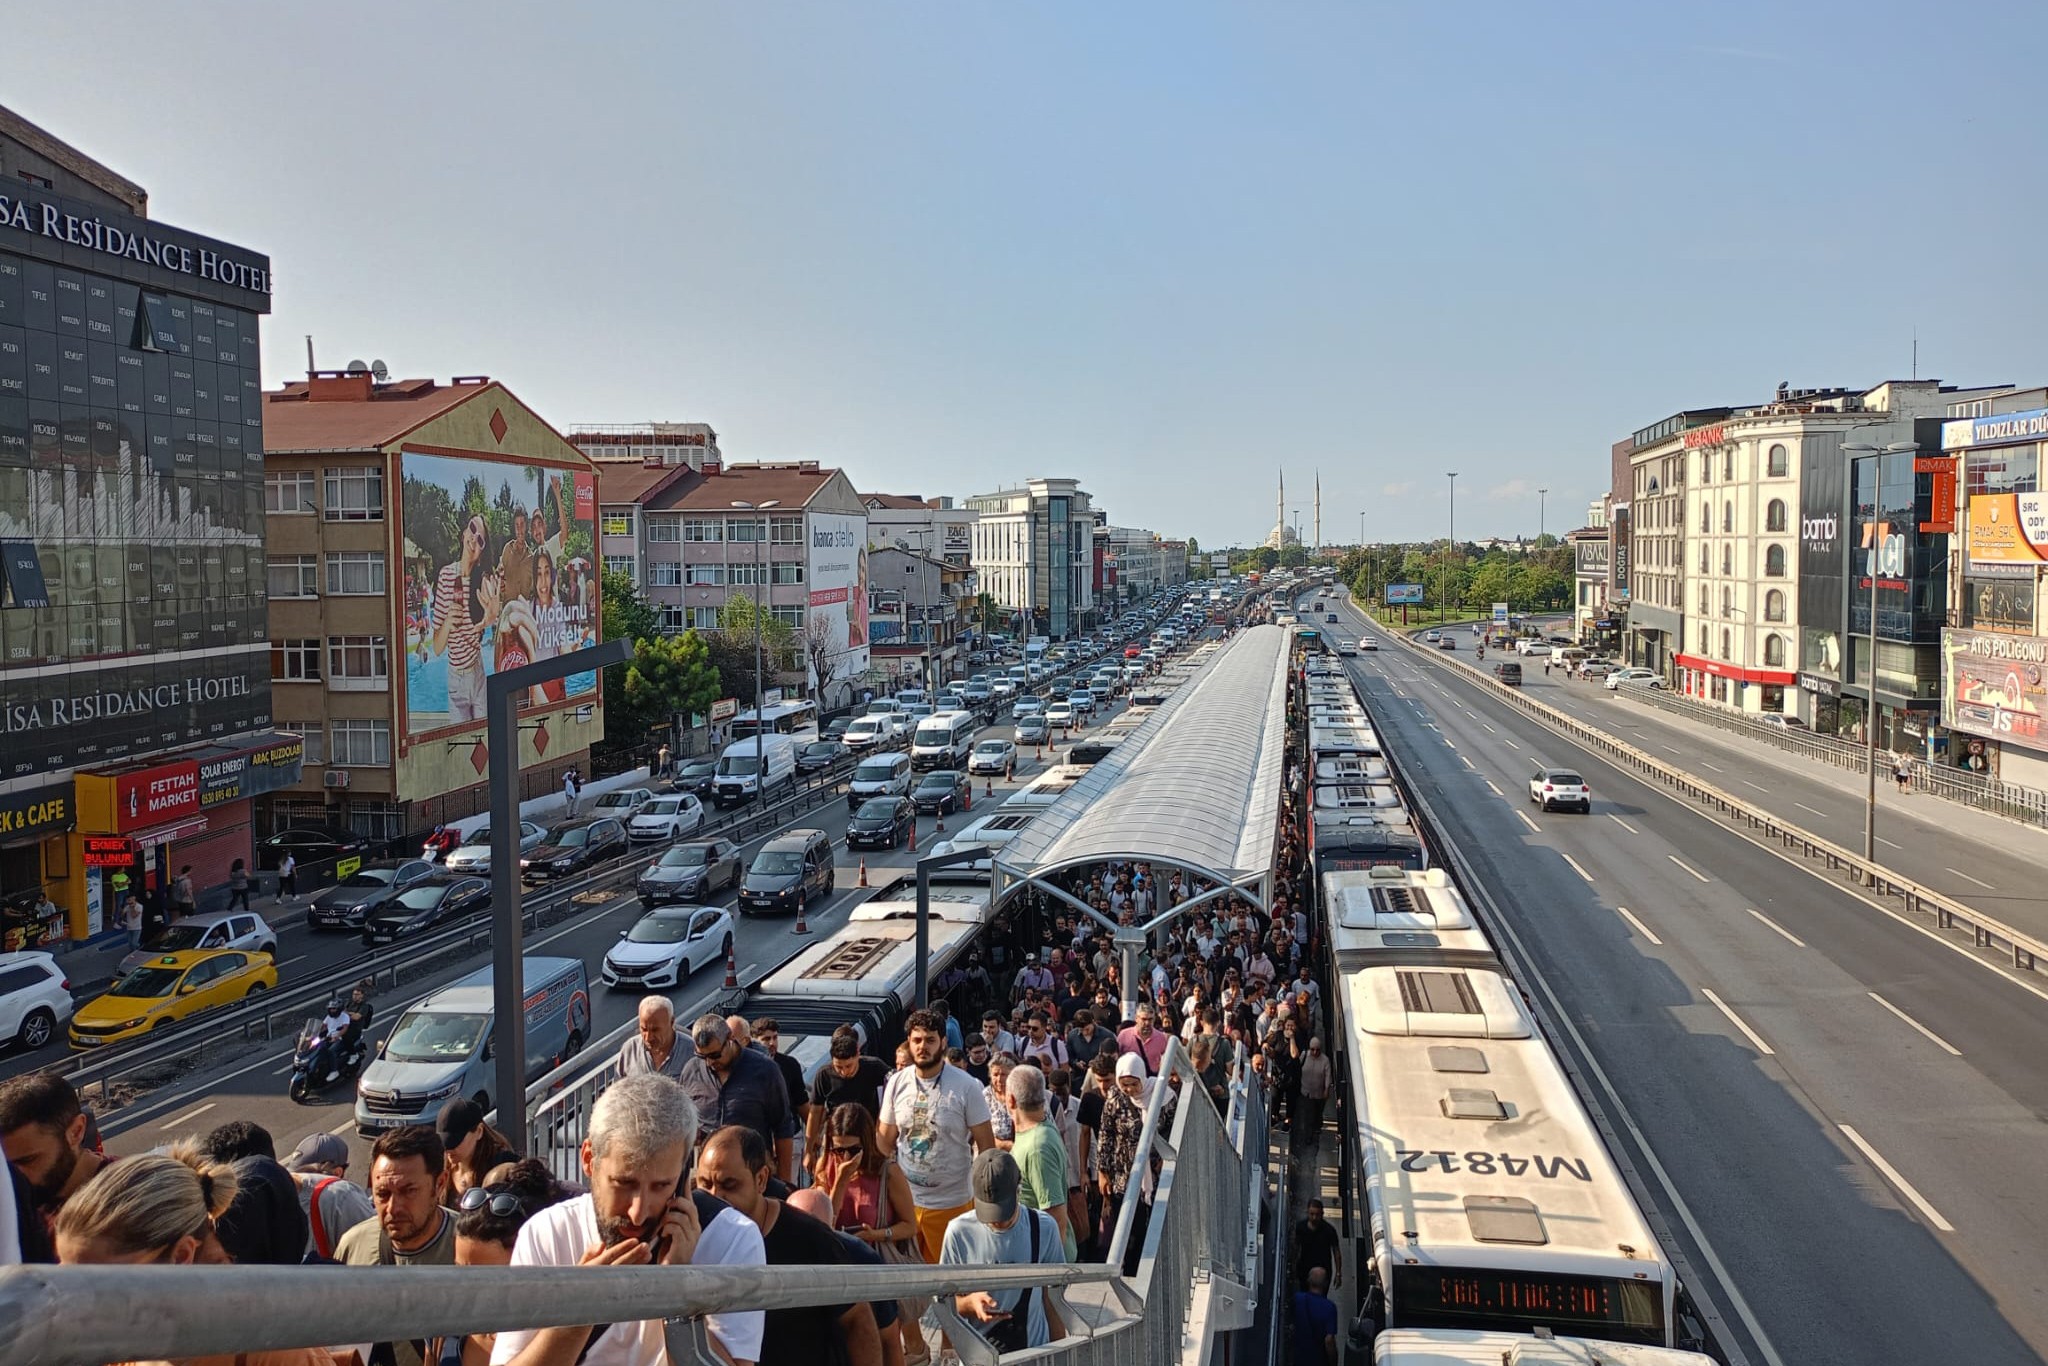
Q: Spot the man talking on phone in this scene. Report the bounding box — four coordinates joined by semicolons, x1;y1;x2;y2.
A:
491;1074;766;1366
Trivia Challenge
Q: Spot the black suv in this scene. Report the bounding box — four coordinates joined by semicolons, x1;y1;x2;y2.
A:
738;829;835;915
521;818;628;883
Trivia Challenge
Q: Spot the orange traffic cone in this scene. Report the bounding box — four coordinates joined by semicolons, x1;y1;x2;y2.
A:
858;858;869;887
794;896;811;936
935;807;947;834
963;783;973;811
724;941;739;989
986;777;995;798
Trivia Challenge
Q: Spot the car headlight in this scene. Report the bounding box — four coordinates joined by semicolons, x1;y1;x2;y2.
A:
123;1017;147;1031
421;1080;463;1103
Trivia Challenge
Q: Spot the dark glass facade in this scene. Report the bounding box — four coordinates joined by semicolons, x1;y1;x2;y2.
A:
0;187;272;780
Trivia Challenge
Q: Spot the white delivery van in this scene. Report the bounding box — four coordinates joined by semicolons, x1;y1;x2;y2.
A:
911;710;978;771
712;733;797;806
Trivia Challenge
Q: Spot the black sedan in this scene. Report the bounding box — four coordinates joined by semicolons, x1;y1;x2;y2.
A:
797;739;846;773
671;759;718;798
360;876;489;946
636;838;743;907
307;858;439;930
845;797;914;850
257;824;372;872
911;770;971;816
521;818;628;883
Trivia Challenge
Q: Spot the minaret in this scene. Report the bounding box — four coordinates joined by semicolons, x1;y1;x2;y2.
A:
1277;469;1286;546
1314;471;1322;550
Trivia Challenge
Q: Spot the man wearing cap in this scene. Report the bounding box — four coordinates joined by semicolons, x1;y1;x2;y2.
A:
284;1132;376;1261
1010;951;1053;1005
939;1149;1067;1351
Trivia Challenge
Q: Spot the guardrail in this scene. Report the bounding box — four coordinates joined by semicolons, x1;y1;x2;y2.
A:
45;761;860;1110
1370;613;2048;980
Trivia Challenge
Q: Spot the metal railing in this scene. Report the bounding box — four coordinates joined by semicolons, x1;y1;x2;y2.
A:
2;1038;1268;1366
1380;622;2048;979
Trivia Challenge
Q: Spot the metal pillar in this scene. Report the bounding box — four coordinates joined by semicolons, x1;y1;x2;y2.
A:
914;847;991;1009
487;636;630;1153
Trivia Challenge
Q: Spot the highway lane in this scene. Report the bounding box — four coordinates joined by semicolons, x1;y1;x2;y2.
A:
1330;607;2048;1364
87;683;1144;1171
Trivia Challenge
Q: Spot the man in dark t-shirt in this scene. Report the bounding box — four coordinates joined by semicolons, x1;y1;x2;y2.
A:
805;1034;893;1177
1293;1199;1341;1291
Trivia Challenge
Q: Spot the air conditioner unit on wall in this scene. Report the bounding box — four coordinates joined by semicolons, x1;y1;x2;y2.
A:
323;769;350;789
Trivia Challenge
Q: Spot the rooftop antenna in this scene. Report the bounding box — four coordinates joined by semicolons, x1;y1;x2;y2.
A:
304;335;315;378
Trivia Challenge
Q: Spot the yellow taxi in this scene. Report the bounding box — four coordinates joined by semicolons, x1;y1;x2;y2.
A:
68;948;278;1049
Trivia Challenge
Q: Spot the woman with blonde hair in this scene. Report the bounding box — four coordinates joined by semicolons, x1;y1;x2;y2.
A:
55;1142;340;1366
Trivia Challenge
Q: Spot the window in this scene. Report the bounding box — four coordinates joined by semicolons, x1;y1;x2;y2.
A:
1963;576;2035;632
1701;453;1713;483
770;562;806;585
1699;544;1709;574
346;801;408;842
1724;450;1734;481
770;517;804;545
1764;634;1786;667
1768;444;1789;478
270;639;321;682
1721;545;1732;576
769;604;804;628
683;518;723;542
1722;501;1733;533
1721;628;1732;659
322;467;384;521
265;470;316;514
1720;586;1732;618
277;729;324;766
728;563;765;587
649;561;684;587
268;555;318;599
1965;444;2040;497
330;718;391;767
1766;499;1787;532
1765;589;1786;622
603;555;637;581
1765;545;1787;577
659;605;688;633
602;511;636;539
728;517;765;543
324;551;386;596
1700;503;1711;533
644;516;682;544
690;607;719;630
327;636;389;689
686;565;725;586
1699;584;1710;615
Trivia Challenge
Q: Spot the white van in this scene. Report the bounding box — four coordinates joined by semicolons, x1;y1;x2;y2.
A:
712;733;798;806
911;710;978;771
847;751;913;808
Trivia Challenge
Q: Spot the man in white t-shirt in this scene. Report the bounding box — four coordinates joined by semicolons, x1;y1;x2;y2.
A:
491;1073;765;1366
877;1007;996;1262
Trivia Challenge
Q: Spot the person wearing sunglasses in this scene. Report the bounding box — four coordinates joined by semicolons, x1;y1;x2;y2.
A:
817;1104;916;1253
420;1162;567;1366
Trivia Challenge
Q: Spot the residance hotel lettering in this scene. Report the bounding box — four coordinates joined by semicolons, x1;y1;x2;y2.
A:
1;674;251;735
0;193;271;295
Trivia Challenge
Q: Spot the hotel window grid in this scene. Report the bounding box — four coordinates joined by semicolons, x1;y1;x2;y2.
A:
603;555;637;581
330;717;392;767
728;563;765;588
1699;584;1709;616
601;510;636;539
770;517;804;545
268;555;318;600
649;561;684;587
270;639;321;682
325;551;386;596
1768;444;1789;478
327;635;389;689
322;467;385;522
683;518;723;542
265;470;317;514
1765;589;1786;622
647;516;683;543
1699;544;1709;574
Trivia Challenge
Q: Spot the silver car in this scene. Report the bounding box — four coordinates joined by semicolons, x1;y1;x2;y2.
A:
440;821;549;874
119;910;276;976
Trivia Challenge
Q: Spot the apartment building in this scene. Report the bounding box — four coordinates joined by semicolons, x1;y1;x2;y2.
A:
1624;409;1727;677
867;547;972;689
861;492;976;569
568;421;720;470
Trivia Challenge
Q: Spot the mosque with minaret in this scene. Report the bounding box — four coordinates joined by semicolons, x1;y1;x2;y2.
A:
1263;469;1319;550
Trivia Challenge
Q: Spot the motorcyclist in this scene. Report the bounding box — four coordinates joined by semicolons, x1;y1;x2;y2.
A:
311;997;350;1082
342;984;374;1055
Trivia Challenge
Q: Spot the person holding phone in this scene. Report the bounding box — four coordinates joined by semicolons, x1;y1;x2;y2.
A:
491;1075;765;1366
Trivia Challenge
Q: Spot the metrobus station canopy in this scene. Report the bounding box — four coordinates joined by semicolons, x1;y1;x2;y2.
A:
994;623;1291;933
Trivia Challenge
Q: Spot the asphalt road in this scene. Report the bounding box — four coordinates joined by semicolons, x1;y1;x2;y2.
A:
66;658;1165;1172
1326;598;2048;1366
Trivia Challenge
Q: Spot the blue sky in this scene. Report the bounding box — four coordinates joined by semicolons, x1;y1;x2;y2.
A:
13;1;2044;546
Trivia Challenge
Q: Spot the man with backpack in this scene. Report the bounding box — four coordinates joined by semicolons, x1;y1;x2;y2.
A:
285;1132;375;1262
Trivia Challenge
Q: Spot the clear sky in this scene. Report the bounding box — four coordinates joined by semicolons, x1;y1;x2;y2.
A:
14;1;2045;546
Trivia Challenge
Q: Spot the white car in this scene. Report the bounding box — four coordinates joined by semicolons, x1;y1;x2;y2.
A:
0;951;72;1052
628;794;705;843
601;904;735;991
989;677;1018;699
967;738;1018;776
1013;696;1046;719
1068;690;1097;715
1604;667;1666;691
591;788;657;819
441;821;549;873
842;717;885;751
1044;701;1076;730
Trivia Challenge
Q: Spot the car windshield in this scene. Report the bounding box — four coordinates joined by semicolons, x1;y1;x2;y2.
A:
917;775;953;791
660;845;712;868
683;760;716;776
598;792;636;806
110;965;184;998
856;761;897;781
628;912;692;944
393;884;451;911
722;755;761;776
461;829;494;847
858;799;900;818
385;1010;488;1063
337;869;398;888
753;851;803;875
975;742;1007;754
147;925;213;953
642;799;681;815
804;743;839;757
556;827;591;847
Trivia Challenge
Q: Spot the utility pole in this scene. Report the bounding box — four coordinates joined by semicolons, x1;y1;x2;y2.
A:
730;498;781;801
1843;439;1917;883
1443;472;1458;624
1538;487;1548;543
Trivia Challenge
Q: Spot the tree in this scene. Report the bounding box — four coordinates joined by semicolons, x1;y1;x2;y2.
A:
800;612;841;703
713;593;797;705
973;592;1001;638
622;630;722;747
593;569;663;761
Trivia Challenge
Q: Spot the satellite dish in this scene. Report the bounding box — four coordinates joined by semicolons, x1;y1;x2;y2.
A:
345;359;369;375
371;360;390;382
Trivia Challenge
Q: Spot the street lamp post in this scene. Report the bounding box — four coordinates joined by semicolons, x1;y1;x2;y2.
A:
1538;487;1548;543
730;498;781;804
1842;440;1916;880
1443;472;1458;624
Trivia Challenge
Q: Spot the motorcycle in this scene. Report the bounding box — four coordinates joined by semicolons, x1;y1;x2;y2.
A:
288;1017;367;1103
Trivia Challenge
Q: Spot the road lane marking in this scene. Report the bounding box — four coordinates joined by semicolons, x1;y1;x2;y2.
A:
1482;723;1496;733
1945;867;1996;891
1668;855;1710;883
1615;907;1663;945
1443;738;1456;749
1516;811;1541;833
1875;835;1902;850
1742;780;1769;793
1561;853;1594;883
159;1101;216;1131
1701;762;1724;773
1607;814;1639;835
278;955;309;969
1702;988;1775;1055
1662;744;1684;754
1795;802;1828;818
1747;909;1806;948
1839;1125;1954;1232
1501;738;1520;749
1459;755;1475;769
330;1119;356;1136
1484;780;1504;797
1868;992;1961;1056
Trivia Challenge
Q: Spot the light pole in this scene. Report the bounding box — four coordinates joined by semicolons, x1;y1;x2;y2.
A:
1538;487;1548;543
1442;472;1458;624
1843;439;1916;879
730;498;780;803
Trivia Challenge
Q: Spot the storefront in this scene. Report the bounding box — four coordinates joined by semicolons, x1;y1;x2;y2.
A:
69;733;302;940
0;780;77;950
1674;653;1798;714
